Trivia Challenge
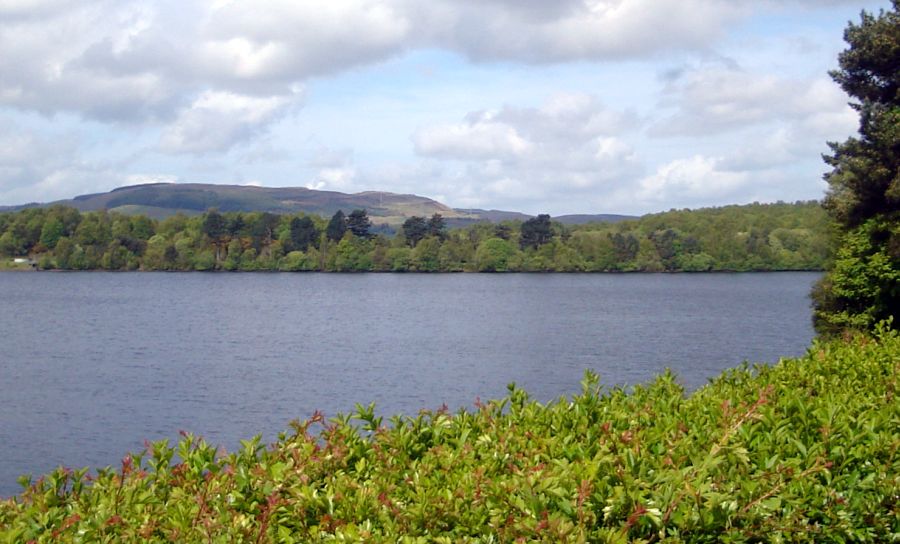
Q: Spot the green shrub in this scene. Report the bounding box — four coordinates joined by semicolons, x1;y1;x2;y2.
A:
2;328;898;542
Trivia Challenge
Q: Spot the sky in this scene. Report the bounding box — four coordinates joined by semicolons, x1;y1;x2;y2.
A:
0;0;892;215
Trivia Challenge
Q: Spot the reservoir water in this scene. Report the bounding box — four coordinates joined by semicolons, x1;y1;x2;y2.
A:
0;272;819;496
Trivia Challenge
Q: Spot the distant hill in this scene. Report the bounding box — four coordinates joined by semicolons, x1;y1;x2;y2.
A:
3;183;634;226
448;209;637;227
451;208;533;223
554;214;635;225
11;183;470;226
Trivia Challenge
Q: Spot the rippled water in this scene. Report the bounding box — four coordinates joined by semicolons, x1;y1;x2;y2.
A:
0;272;819;496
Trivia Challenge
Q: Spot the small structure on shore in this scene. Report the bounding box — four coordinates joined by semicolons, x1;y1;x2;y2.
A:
11;258;37;269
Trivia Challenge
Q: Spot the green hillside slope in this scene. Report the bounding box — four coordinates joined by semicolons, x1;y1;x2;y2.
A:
53;183;469;226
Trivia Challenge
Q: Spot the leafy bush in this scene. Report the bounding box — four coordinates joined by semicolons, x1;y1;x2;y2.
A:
2;329;898;542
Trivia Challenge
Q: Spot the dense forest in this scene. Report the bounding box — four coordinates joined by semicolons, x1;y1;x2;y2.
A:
0;201;828;273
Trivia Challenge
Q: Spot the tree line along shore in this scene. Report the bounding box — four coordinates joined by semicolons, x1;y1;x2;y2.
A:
0;201;829;273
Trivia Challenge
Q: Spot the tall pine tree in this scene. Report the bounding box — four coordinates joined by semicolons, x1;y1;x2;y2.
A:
326;210;347;242
813;1;899;334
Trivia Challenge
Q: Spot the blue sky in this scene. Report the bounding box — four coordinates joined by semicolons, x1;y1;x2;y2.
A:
0;0;891;215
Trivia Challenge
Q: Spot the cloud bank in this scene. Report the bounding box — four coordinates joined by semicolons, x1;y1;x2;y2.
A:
0;0;882;212
0;0;858;123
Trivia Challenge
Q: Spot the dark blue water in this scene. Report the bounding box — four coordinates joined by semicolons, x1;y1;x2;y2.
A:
0;272;819;496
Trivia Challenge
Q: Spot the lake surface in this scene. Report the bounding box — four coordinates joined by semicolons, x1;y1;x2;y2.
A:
0;272;819;496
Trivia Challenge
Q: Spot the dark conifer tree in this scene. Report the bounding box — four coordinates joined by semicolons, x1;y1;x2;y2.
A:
326;210;347;242
289;216;319;252
402;216;428;247
347;209;373;239
813;2;899;334
519;214;553;250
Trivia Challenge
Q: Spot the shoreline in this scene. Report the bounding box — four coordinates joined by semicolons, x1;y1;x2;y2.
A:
0;267;826;274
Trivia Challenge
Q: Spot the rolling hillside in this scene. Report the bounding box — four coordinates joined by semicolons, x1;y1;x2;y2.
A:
3;183;636;225
21;183;472;225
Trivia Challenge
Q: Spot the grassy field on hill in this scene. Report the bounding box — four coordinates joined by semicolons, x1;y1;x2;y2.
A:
2;327;897;542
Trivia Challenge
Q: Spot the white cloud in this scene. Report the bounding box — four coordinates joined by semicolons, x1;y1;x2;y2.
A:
414;0;742;63
0;0;183;121
312;166;358;192
627;61;860;210
0;123;76;193
0;0;861;124
0;122;128;204
653;66;855;137
719;128;798;172
307;146;354;169
0;0;82;20
198;0;412;84
124;173;178;185
159;90;301;154
411;94;640;212
0;0;877;210
636;155;749;206
497;93;636;144
414;112;534;160
414;93;635;163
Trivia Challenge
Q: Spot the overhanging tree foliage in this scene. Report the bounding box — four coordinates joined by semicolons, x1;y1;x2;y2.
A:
813;1;900;334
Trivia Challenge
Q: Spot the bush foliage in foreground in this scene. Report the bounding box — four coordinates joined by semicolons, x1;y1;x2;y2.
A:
2;330;898;543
